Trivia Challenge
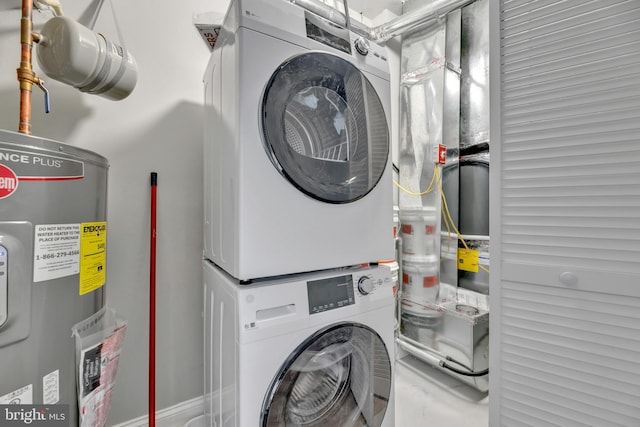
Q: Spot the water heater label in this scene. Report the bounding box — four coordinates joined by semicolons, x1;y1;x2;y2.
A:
34;224;81;282
79;222;106;296
0;148;84;181
42;370;60;404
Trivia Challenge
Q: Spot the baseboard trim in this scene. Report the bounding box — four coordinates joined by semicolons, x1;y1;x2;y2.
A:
112;395;204;427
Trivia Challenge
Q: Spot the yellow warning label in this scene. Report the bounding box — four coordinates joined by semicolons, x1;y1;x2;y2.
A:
79;222;107;295
457;248;479;273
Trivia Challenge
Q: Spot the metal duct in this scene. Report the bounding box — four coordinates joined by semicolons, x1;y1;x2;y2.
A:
373;0;474;41
285;0;475;42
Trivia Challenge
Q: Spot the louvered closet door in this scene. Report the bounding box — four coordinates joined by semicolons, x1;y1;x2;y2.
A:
490;1;640;426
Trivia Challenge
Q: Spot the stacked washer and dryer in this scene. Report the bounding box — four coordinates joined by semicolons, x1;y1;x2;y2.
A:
201;0;396;426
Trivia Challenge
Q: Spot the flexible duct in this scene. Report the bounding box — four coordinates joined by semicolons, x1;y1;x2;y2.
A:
372;0;475;41
285;0;475;42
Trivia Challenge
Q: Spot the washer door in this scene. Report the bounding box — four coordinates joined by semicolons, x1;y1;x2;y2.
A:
261;52;389;203
261;323;392;427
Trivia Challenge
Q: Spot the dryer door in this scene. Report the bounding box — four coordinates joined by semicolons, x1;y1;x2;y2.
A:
261;52;389;203
261;323;392;427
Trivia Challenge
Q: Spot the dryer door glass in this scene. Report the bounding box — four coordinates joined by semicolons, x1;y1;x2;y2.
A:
261;52;389;204
261;323;392;427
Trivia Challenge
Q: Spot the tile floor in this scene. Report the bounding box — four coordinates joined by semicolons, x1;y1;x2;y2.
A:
184;354;489;427
395;355;489;427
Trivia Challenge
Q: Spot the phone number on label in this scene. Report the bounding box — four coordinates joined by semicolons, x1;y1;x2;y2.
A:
36;250;80;260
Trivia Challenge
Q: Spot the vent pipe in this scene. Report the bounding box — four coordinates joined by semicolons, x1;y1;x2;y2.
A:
371;0;475;41
286;0;475;42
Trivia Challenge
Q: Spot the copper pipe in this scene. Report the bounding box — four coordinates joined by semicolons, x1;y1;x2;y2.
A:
17;0;41;135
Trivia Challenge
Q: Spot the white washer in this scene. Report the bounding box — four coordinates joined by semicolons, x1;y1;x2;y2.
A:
203;260;395;427
204;0;394;280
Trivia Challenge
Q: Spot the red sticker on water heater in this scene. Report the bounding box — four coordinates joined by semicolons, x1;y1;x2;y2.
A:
0;164;18;199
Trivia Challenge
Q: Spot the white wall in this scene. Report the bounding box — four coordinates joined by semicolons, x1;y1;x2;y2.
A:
0;0;400;424
0;0;227;424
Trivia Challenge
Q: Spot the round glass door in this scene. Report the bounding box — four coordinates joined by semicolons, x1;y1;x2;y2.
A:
260;323;392;427
261;52;389;203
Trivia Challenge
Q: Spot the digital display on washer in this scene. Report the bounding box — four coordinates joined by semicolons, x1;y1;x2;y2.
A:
307;274;355;314
305;12;352;55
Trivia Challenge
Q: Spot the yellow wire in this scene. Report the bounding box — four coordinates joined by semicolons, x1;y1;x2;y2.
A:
440;190;453;253
393;164;438;196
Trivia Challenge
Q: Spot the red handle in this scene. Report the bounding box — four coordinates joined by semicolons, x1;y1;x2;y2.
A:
149;172;157;427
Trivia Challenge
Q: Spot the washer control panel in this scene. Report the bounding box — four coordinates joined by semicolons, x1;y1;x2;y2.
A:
306;265;393;314
352;265;393;300
307;273;355;315
357;275;374;295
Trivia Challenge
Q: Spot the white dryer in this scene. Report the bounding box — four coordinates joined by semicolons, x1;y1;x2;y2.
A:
204;0;394;280
203;260;395;427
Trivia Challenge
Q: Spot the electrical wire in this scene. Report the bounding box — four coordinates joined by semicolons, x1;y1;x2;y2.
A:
437;166;465;247
439;360;489;377
392;164;439;196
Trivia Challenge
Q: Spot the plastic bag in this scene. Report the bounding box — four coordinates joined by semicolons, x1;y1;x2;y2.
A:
72;306;127;427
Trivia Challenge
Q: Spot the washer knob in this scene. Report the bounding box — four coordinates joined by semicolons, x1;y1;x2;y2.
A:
358;276;374;295
354;37;370;56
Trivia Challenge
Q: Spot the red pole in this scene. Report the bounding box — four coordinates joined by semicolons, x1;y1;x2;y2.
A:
149;172;157;427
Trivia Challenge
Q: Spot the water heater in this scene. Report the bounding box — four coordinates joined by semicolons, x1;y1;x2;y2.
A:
0;129;108;425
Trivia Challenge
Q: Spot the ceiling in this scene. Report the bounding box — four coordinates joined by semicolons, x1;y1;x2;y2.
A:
344;0;403;19
0;0;404;20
